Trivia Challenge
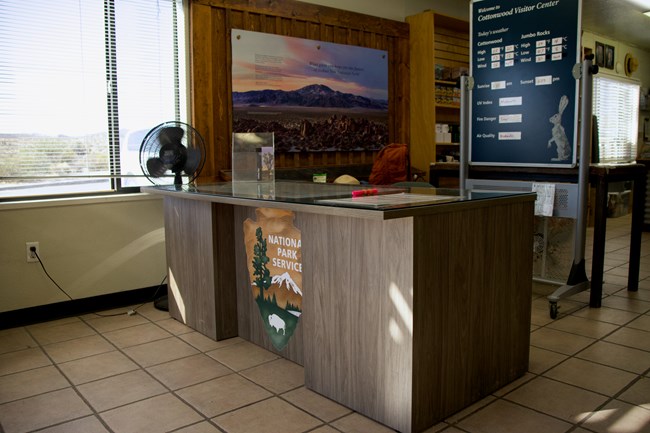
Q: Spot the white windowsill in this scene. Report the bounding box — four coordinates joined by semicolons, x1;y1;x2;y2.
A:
0;192;162;211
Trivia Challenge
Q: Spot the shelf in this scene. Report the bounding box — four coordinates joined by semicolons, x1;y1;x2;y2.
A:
407;10;468;182
435;80;458;86
435;103;460;109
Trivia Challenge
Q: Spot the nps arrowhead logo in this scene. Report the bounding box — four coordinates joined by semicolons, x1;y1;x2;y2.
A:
244;208;302;351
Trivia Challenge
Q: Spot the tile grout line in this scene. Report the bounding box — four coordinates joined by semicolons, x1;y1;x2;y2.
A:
77;309;225;432
80;310;337;433
22;322;119;433
467;285;650;431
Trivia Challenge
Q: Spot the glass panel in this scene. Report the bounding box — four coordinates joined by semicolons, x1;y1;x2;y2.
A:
116;0;187;187
143;181;533;211
232;132;276;183
0;0;186;198
0;1;110;198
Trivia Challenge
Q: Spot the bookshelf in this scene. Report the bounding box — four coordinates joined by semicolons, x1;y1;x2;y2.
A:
407;10;469;182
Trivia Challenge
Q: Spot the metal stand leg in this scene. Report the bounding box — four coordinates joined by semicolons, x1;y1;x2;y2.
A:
547;259;589;318
547;57;597;318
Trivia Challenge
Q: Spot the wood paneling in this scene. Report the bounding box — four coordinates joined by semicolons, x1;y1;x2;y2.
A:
189;0;410;182
411;200;534;432
301;200;533;433
164;198;238;340
407;11;469;180
213;203;239;338
302;214;414;433
406;12;435;180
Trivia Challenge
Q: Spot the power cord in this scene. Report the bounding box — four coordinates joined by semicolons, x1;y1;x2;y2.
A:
32;248;74;301
94;275;168;317
30;246;167;318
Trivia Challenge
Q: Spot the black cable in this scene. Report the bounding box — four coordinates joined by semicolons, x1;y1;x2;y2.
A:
93;275;168;317
32;247;167;318
132;275;167;311
33;250;74;301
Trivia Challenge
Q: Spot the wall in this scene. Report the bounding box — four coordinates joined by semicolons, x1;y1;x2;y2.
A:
582;31;650;87
405;0;470;20
582;30;650;151
299;0;471;22
300;0;407;21
0;195;166;313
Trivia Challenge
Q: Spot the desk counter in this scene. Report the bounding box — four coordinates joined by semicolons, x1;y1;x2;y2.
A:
428;163;648;306
143;182;536;433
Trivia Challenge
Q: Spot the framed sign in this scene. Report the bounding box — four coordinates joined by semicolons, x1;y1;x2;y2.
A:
232;30;389;153
595;41;605;67
470;0;581;167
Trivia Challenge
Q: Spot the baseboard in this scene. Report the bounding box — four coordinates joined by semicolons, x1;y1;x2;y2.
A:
0;285;167;330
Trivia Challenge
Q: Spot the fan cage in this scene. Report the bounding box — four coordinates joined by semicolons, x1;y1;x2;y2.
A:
139;121;206;186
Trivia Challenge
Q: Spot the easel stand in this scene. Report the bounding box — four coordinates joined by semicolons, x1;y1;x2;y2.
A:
460;57;599;319
546;57;597;318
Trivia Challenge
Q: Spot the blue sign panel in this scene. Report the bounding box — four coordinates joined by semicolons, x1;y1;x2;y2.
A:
470;0;581;167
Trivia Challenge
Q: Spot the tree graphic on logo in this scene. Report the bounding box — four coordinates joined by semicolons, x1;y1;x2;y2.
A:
253;227;271;299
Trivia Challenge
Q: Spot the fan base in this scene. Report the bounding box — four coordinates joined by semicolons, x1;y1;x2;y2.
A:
154;294;169;311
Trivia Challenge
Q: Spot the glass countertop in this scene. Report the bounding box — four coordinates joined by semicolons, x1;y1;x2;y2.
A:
144;181;535;211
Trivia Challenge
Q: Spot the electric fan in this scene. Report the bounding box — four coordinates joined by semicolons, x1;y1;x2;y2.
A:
139;121;206;311
139;121;206;186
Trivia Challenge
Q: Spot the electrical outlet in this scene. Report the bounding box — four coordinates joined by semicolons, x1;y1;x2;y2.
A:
26;242;39;263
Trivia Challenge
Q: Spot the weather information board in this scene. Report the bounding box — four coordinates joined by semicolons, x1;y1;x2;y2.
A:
470;0;581;167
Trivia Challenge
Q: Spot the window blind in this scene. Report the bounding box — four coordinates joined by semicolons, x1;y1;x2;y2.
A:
0;0;186;198
592;76;640;163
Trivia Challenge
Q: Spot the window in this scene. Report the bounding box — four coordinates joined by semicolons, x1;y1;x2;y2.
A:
0;0;186;199
592;75;640;163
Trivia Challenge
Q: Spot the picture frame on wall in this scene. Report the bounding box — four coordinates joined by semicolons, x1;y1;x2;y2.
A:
595;42;605;67
231;29;389;153
605;44;615;69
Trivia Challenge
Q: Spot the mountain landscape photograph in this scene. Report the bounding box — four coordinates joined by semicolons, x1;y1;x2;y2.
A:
231;29;389;152
233;84;388;152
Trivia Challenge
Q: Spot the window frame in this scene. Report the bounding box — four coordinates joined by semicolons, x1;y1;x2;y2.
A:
592;74;640;164
0;0;187;202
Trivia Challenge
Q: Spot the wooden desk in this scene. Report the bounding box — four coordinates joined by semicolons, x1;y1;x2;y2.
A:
143;182;535;433
430;163;648;308
635;159;650;231
589;164;646;306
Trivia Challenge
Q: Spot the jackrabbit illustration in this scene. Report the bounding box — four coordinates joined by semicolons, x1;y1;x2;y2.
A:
547;95;570;161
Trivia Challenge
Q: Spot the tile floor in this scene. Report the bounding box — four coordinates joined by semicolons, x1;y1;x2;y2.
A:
1;215;649;433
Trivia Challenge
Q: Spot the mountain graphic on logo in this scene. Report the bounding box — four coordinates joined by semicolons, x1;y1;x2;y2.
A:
272;272;302;296
256;271;302;312
232;84;387;109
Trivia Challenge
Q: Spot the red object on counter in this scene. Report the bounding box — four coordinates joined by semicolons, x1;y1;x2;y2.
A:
352;189;379;198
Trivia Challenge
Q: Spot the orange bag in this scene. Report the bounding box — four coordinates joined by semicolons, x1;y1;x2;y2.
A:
369;143;409;185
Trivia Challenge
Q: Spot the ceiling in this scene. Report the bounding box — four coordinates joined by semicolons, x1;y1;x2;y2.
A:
582;0;650;50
